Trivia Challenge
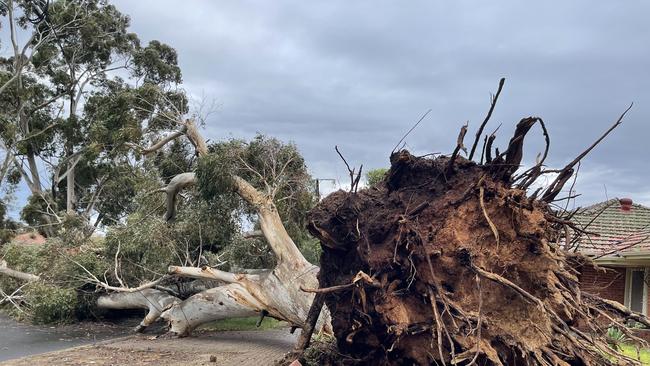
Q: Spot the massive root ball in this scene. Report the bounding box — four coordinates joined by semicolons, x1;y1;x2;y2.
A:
307;149;648;365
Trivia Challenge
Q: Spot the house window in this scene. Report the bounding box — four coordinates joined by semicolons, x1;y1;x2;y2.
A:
625;268;648;314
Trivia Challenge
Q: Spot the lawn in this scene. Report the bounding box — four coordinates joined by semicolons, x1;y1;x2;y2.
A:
197;316;288;331
620;344;650;365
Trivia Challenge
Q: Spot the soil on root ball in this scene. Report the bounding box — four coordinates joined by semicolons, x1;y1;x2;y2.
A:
307;150;643;366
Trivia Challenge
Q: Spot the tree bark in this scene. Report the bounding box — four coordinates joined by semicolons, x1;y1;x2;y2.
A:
97;289;179;332
66;93;78;214
97;118;329;339
0;260;41;282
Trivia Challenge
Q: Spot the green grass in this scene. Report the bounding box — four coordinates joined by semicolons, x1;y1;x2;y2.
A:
620;344;650;365
197;316;288;332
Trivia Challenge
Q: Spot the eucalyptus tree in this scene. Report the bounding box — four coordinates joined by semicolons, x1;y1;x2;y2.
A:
96;123;329;336
0;0;185;235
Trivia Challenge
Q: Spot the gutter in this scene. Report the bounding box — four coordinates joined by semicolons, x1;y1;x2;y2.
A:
589;251;650;266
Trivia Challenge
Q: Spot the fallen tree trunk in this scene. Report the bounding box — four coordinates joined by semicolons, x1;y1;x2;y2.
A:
97;289;179;332
96;118;329;337
161;263;322;336
307;109;644;364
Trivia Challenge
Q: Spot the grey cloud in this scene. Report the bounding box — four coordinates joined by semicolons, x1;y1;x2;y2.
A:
113;0;650;206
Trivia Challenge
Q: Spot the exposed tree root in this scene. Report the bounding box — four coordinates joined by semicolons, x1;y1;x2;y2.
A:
307;90;642;365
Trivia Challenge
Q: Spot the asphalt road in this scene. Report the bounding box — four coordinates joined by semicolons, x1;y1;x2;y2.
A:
0;314;131;362
0;315;300;366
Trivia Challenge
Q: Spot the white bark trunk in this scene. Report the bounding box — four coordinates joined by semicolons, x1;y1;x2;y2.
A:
161;265;323;336
168;265;258;283
162;283;260;336
100;119;330;338
97;289;179;332
0;260;41;282
164;172;197;221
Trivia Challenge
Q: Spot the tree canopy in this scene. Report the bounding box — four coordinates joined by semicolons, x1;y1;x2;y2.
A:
0;0;186;235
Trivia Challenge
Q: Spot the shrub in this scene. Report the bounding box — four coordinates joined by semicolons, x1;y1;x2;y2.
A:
607;326;629;350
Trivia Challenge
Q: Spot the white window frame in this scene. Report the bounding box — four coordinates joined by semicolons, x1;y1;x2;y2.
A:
624;267;648;315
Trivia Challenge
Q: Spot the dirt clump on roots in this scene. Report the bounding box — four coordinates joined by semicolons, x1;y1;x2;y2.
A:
307;113;648;365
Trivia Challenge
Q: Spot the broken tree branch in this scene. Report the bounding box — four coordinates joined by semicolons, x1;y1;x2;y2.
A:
0;260;41;282
168;265;262;283
141;129;186;155
335;145;363;193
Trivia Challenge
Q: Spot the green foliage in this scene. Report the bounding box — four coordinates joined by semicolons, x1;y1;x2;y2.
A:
102;174;240;282
196;134;320;265
196;139;241;199
1;0;188;236
23;282;77;324
20;194;57;235
199;316;286;332
606;327;629;351
154;139;195;182
133;40;183;85
1;242;49;275
0;240;109;323
618;344;650;363
0;199;18;243
218;236;276;270
366;168;388;186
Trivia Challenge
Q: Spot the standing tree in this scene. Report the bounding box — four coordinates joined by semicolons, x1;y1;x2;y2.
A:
0;0;185;236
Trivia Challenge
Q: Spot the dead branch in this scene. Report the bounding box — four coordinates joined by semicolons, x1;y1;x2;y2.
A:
335;145;363;193
301;271;380;294
541;103;632;202
0;284;28;313
68;253;170;293
294;292;326;352
391;109;432;154
500;117;539;179
513;118;550;189
446;122;468;174
468;78;505;160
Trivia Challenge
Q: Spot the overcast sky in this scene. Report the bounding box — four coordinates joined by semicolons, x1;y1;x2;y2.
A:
6;1;650;218
117;1;650;208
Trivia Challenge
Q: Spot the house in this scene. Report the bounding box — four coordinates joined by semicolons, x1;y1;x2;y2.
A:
571;198;650;315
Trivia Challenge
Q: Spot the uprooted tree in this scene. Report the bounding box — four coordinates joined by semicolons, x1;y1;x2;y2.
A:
0;0;327;337
92;119;328;336
306;80;648;365
1;117;327;335
0;12;647;360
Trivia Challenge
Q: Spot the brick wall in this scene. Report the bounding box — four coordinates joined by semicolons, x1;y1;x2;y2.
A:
578;265;626;305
